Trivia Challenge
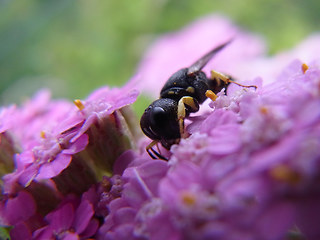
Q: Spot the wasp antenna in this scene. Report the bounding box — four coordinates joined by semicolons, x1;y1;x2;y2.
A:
187;39;233;75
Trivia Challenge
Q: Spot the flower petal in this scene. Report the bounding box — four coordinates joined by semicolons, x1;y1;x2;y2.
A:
73;200;94;234
46;203;74;232
36;154;72;180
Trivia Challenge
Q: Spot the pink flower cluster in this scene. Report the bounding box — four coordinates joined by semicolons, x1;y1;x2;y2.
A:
0;81;138;239
1;14;320;240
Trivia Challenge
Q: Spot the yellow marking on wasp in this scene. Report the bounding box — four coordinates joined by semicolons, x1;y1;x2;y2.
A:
168;90;175;95
177;96;198;138
302;63;309;74
186;86;195;94
205;90;218;101
74;99;85;110
210;70;230;83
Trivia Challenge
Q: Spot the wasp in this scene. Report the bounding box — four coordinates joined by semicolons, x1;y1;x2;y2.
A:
140;40;256;160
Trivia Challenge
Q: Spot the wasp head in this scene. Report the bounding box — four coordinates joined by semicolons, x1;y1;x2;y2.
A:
140;98;180;148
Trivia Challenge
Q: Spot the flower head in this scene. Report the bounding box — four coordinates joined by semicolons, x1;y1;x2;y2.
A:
33;192;99;240
0;80;139;239
1;78;139;195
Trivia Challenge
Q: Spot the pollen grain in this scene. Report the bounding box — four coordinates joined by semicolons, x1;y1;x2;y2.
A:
302;63;309;74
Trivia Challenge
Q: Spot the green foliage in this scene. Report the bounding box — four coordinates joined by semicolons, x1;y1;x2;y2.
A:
0;225;10;240
0;0;319;106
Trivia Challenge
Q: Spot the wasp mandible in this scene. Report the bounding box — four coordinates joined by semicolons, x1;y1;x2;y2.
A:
140;40;256;160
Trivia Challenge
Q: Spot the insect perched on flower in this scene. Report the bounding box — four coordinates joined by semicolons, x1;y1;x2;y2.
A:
140;40;256;159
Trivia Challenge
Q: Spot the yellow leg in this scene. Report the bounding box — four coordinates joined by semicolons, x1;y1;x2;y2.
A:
210;70;257;89
210;70;230;83
177;96;198;138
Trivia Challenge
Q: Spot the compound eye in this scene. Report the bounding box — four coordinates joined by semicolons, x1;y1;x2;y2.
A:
150;106;167;126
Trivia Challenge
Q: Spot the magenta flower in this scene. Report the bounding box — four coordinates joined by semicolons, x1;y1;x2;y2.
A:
0;79;139;238
1;78;139;194
97;158;168;240
33;192;99;240
0;90;83;193
0;191;36;227
0;191;44;240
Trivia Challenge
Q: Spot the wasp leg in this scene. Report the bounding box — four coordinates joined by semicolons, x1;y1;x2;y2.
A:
210;70;230;84
227;79;257;89
210;70;257;89
177;96;199;138
146;140;168;160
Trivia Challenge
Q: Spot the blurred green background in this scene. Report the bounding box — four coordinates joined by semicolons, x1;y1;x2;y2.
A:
0;0;319;112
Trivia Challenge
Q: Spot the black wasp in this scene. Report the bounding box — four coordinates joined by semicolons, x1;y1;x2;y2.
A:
140;40;256;160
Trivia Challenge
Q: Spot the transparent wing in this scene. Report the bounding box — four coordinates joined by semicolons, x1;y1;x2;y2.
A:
187;39;232;75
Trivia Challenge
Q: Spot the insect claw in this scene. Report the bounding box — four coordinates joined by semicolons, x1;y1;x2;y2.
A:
147;147;158;159
146;141;168;160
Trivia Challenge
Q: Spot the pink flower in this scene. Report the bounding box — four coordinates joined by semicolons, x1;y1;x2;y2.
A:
97;158;168;240
100;16;320;240
2;79;139;195
99;59;320;240
33;194;99;240
0;191;45;240
0;80;139;238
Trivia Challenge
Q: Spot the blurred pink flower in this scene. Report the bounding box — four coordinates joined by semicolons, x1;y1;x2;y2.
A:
136;14;265;98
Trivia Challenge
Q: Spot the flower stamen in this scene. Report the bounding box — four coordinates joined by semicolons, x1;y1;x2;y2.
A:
301;63;309;74
181;192;196;206
260;106;269;114
269;164;301;185
74;99;85;111
40;131;46;139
